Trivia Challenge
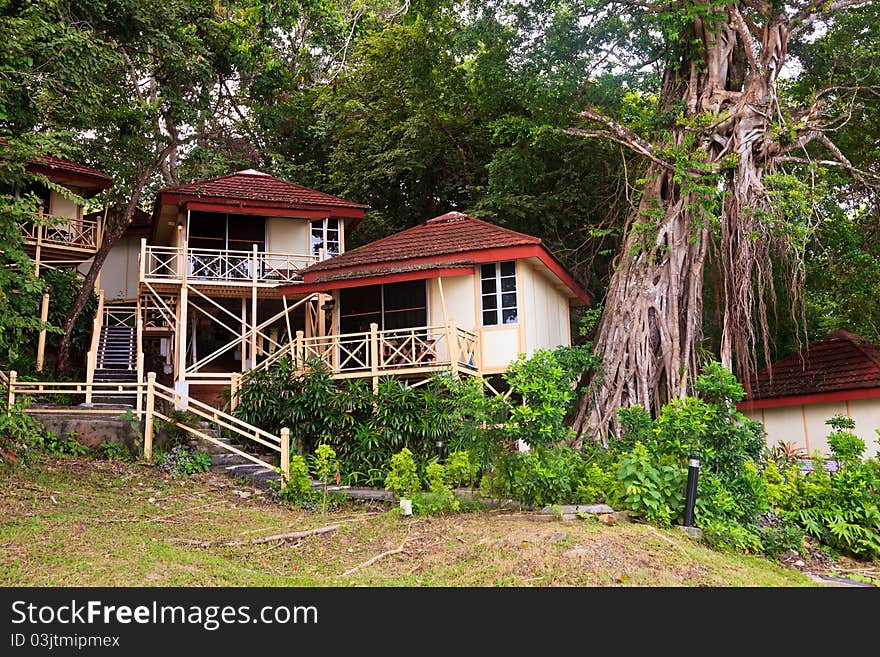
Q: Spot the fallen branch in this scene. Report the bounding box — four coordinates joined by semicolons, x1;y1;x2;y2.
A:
223;525;338;547
342;538;410;577
171;524;339;548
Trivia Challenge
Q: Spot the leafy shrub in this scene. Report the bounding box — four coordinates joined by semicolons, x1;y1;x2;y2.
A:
574;461;620;505
157;445;212;477
758;512;806;560
492;446;585;508
765;429;880;558
98;441;134;461
314;443;340;513
43;430;89;457
413;462;459;515
277;455;317;507
502;349;576;449
617;442;685;526
444;450;477;488
0;396;52;465
384;447;420;499
700;518;763;554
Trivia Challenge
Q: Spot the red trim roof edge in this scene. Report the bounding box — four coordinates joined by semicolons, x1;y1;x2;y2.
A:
737;387;880;411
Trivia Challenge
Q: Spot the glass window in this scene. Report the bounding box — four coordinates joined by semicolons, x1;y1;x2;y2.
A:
311;218;341;258
480;261;517;326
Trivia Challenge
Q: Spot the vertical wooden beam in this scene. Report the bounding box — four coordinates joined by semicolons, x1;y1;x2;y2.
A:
251;244;258;368
447;316;460;377
36;292;50;372
317;294;326;338
437;277;449;326
34;214;42;277
240;296;247;372
280;427;290;488
176;284;188;382
230;373;240;412
369;322;379;392
144;372;156;460
295;330;304;370
7;370;17;409
283;295;294;353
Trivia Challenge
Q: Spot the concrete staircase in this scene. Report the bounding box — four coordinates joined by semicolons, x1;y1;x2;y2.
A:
89;368;138;407
97;325;136;369
192;422;281;489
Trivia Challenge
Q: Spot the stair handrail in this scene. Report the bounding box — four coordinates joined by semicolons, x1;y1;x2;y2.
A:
142;373;290;484
135;304;144;415
85;289;105;404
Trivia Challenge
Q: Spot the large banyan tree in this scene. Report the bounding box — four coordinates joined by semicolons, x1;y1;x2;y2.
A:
566;1;879;441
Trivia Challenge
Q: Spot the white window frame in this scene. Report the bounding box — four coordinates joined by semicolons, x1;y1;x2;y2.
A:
311;217;341;258
480;260;518;327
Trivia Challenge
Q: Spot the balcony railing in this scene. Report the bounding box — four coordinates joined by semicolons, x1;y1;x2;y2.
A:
254;322;480;380
140;241;317;286
21;210;101;252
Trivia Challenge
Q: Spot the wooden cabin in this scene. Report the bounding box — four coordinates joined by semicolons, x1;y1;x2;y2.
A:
96;169;588;407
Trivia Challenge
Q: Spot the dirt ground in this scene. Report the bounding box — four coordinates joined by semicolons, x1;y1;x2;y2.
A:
1;457;876;587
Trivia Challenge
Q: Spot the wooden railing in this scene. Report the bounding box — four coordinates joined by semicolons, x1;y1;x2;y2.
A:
140;240;317;286
84;290;105;404
21;210;101;251
3;370;291;485
247;320;480;382
104;303;138;327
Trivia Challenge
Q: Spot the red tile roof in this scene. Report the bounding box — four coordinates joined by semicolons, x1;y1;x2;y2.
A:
29;154;111;187
306;212;541;275
294;212;589;304
157;169;368;211
747;331;880;400
0;138;112;190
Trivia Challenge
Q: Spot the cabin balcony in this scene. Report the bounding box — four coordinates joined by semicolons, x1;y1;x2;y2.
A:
139;240;318;290
247;322;481;384
21;210;102;259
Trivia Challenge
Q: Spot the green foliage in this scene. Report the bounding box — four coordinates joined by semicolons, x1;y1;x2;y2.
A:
699;519;764;555
235;361;498;487
43;430;89;458
443;450;477;488
412;462;459;515
277;455;317;508
0;395;52;465
384;447;420;499
156;445;211;478
502;348;582;449
617;442;685;527
98;441;133;462
493;446;585;509
313;443;340;514
762;422;880;559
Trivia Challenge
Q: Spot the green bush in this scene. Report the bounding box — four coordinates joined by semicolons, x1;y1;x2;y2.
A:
413;462;459;515
157;445;212;477
277;455;317;507
492;446;585;508
762;425;880;559
0;396;52;465
617;442;685;526
384;447;420;499
444;450;477;488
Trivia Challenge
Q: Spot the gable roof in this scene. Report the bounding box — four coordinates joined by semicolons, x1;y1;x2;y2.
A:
0;139;112;193
155;169;369;213
745;331;880;404
289;212;589;304
306;212;541;274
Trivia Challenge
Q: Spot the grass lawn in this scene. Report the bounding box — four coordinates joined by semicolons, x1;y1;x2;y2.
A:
0;455;837;587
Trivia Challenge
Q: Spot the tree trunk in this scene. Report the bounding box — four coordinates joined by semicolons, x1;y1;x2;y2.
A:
573;7;793;442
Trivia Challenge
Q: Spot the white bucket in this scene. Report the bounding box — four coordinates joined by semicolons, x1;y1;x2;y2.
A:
399;499;413;516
